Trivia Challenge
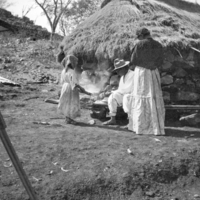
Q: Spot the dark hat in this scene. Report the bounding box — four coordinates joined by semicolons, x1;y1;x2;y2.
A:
136;27;150;38
112;58;130;71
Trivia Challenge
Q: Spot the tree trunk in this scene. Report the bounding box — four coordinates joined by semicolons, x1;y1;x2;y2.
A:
50;29;55;41
50;24;57;41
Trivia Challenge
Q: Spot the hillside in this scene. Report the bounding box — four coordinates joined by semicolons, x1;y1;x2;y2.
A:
1;2;200;200
0;37;200;200
0;8;63;40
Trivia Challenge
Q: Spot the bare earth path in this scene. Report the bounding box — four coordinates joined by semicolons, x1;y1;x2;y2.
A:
1;40;200;200
0;82;200;200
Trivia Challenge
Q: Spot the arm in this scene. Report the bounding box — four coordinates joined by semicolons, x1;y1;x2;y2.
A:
75;84;91;95
156;46;164;69
130;44;138;67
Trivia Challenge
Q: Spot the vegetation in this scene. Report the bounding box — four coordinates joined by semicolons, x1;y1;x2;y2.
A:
34;0;73;41
61;0;200;63
34;0;103;40
60;0;102;36
0;0;12;9
0;8;63;40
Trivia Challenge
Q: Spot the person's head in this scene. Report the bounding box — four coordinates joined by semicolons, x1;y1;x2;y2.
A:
62;55;78;71
112;59;130;76
59;45;64;51
136;27;151;40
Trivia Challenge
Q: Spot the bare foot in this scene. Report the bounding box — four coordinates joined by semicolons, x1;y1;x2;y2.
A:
103;118;117;125
121;125;128;129
65;117;77;125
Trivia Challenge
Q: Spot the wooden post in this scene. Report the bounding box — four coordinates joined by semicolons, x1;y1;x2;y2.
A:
0;111;39;200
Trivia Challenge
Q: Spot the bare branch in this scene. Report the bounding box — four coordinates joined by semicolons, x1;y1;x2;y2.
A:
0;0;13;8
21;4;35;17
34;0;53;28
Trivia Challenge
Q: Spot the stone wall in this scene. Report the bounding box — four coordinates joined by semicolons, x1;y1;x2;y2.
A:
80;46;200;107
161;47;200;105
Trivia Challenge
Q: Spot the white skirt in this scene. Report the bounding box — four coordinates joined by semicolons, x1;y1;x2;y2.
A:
58;82;80;119
128;66;165;135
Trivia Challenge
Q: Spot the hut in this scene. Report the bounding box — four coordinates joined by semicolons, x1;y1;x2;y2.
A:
61;0;200;105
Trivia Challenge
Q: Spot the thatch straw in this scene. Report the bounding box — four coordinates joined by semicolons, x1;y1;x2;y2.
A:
62;0;200;63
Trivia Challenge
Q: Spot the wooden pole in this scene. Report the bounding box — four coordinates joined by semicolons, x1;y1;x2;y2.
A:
0;112;39;200
165;105;200;110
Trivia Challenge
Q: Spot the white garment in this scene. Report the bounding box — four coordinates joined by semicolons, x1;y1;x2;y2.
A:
58;68;80;119
128;66;165;135
117;70;135;94
108;70;134;116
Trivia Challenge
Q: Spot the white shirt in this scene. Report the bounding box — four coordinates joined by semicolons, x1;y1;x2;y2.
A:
116;70;134;94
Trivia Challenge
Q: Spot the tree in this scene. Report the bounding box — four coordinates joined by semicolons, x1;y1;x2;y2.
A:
0;0;12;8
34;0;73;40
59;0;102;36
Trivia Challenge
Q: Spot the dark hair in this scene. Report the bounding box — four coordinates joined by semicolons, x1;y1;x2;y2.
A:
59;45;64;50
136;28;150;38
67;63;73;69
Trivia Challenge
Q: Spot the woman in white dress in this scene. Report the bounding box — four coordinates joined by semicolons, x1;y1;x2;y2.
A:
128;28;165;135
58;55;90;124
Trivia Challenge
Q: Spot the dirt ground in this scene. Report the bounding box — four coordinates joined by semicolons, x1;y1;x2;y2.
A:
1;40;200;200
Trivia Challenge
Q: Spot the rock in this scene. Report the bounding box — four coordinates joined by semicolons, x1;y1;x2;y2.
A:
186;80;195;88
165;51;175;62
0;83;4;87
15;39;22;44
4;57;12;64
174;78;185;85
145;191;155;197
161;75;173;85
186;50;194;61
192;74;200;82
41;90;48;93
186;60;195;68
180;113;200;126
162;85;178;93
175;91;200;101
49;88;55;91
196;81;200;90
0;64;5;70
0;93;4;100
177;61;194;69
175;56;184;62
161;72;167;77
194;194;200;198
163;91;170;102
173;68;187;78
162;61;172;71
88;119;96;125
179;84;196;93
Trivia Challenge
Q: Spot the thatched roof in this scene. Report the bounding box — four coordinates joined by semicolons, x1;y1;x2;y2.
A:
62;0;200;63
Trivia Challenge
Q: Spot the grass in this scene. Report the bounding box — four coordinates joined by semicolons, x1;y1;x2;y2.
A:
1;35;200;199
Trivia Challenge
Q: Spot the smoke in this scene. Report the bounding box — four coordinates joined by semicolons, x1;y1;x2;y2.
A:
79;70;111;94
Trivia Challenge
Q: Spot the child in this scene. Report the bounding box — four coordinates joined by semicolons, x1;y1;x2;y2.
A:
58;55;91;124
